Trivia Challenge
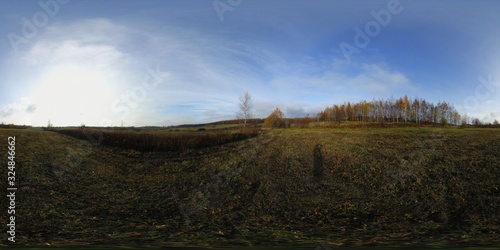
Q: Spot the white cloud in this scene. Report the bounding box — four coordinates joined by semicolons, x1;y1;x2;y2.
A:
18;18;131;68
488;112;500;123
349;64;414;94
25;40;126;68
267;62;414;103
0;98;36;124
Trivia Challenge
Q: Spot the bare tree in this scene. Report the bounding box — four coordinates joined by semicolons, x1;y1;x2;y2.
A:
238;91;253;129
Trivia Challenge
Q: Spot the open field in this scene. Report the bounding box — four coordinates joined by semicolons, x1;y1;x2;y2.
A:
0;125;499;248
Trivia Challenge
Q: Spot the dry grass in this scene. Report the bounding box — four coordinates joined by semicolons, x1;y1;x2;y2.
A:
0;126;498;247
49;127;260;151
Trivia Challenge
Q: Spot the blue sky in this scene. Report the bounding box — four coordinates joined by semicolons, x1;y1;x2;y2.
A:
1;0;499;126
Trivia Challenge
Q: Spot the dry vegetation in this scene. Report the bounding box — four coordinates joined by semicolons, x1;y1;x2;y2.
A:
0;124;499;248
49;127;260;151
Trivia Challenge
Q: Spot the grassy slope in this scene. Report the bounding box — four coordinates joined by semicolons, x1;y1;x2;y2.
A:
0;126;499;247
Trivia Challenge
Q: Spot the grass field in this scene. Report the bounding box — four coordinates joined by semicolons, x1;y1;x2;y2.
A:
0;125;499;248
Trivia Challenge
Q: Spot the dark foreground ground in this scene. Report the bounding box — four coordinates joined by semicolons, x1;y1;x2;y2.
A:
8;247;500;250
0;125;499;248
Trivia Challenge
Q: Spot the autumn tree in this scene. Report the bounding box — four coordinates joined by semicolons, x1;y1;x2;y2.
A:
403;95;411;122
346;102;354;121
319;107;334;122
340;103;347;121
362;100;370;122
238;91;253;129
384;99;394;122
452;111;461;126
333;104;343;125
370;99;381;122
395;96;409;122
283;96;466;127
264;107;284;128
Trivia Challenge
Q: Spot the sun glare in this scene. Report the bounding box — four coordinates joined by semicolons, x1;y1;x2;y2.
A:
31;64;116;126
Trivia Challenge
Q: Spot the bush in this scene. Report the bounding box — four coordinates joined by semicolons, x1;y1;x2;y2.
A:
264;108;284;128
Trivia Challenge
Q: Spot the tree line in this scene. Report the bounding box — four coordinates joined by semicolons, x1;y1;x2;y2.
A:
316;96;462;125
261;95;499;128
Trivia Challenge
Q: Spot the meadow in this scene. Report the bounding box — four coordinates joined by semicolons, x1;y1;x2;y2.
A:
0;123;499;248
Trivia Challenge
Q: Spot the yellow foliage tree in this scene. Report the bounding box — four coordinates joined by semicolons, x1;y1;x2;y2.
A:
264;107;284;128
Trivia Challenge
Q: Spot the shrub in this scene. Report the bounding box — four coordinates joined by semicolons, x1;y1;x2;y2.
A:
264;108;284;128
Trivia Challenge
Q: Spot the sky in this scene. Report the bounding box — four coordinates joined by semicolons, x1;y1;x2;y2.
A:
0;0;499;127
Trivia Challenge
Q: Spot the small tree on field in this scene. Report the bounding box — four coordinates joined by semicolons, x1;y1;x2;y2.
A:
47;119;53;128
264;107;284;128
238;91;253;129
493;119;499;126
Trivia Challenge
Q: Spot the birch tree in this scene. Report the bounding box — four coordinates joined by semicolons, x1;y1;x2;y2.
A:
238;91;253;129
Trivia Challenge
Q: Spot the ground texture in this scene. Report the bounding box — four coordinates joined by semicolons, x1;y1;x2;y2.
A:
0;126;499;248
